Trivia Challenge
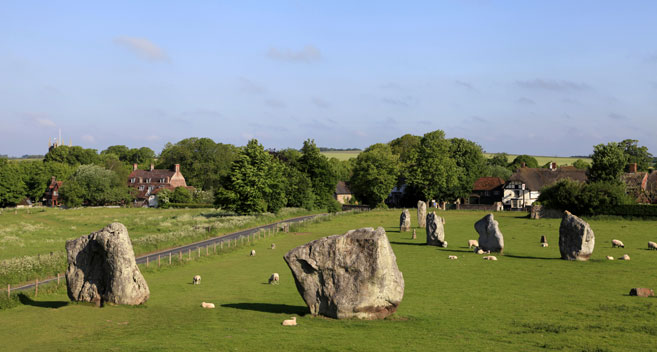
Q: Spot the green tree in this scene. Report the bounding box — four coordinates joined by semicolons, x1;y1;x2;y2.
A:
509;154;539;170
588;142;628;184
0;159;27;207
448;138;486;200
480;164;512;180
619;139;652;171
350;143;399;207
283;165;315;210
215;139;286;214
59;165;131;207
44;145;99;165
157;138;239;191
487;153;509;168
389;134;421;164
298;139;338;208
171;186;192;203
572;159;589;169
405;130;460;201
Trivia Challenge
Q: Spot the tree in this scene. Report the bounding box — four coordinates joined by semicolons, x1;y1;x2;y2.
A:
349;143;399;207
572;159;589;169
619;139;653;171
487;153;509;168
283;165;315;210
588;142;628;184
389;134;421;164
44;145;99;165
214;139;286;214
538;179;632;215
448;138;486;200
298;139;338;208
157;138;239;191
480;164;512;180
59;165;131;207
0;159;27;207
509;154;539;170
171;187;192;203
405;130;460;201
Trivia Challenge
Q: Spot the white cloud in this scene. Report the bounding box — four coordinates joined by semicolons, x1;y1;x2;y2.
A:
114;36;169;62
267;45;321;63
81;134;95;143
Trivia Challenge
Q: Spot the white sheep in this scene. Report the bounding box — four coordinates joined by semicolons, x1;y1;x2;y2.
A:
250;249;256;256
193;275;201;285
271;243;276;249
606;256;614;260
483;256;498;261
541;243;549;248
282;317;297;326
621;254;631;261
648;241;657;250
468;240;479;248
474;247;484;254
611;239;625;248
441;241;448;248
269;273;280;284
201;302;215;309
448;255;458;260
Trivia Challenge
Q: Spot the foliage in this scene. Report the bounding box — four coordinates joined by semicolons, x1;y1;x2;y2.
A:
157;138;239;191
572;159;589;169
618;139;653;171
349;143;399;207
538;179;632;215
404;130;460;201
101;145;155;165
480;164;512;180
448;138;486;200
587;142;628;184
329;157;353;183
389;134;421;164
59;165;132;207
215;139;287;214
298;139;338;208
43;145;99;166
509;154;539;170
283;166;315;210
168;203;214;209
325;197;343;213
487;153;509;168
0;159;27;207
156;188;172;209
171;187;192;204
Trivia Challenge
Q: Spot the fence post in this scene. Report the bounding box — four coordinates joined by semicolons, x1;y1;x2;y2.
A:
35;278;38;297
188;248;191;260
158;255;161;267
146;256;149;267
220;241;223;250
198;247;201;258
169;252;172;265
179;251;182;261
214;243;216;253
57;273;60;286
206;245;209;256
7;284;9;299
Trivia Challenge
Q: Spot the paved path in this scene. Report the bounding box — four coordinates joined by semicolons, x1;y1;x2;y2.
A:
11;213;325;292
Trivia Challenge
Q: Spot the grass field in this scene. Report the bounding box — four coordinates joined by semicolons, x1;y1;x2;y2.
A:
1;209;656;351
0;207;317;286
321;150;361;160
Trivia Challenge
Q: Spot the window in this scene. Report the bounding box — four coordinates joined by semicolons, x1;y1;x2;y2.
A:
145;178;151;183
130;178;136;183
53;191;58;196
148;186;154;191
159;178;166;183
139;186;145;191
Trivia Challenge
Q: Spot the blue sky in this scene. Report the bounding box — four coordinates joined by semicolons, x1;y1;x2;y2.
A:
1;1;656;157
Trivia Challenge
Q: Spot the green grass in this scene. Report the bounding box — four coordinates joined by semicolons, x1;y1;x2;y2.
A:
321;150;361;160
0;207;318;286
483;153;592;166
1;209;657;351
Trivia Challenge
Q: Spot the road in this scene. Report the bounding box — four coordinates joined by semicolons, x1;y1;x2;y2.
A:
11;213;325;292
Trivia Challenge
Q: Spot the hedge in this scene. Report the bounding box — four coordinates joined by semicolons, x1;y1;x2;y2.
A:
594;204;657;217
168;203;215;209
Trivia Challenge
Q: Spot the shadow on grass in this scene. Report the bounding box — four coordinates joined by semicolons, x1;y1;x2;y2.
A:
199;211;237;219
504;254;560;260
18;293;68;309
389;241;425;246
222;303;308;316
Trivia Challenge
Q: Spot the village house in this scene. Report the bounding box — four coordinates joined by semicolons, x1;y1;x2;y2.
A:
503;163;587;210
128;163;192;207
468;177;505;205
334;181;353;204
621;163;650;203
43;176;63;207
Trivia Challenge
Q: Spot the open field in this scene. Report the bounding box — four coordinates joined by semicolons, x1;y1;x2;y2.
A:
1;209;657;351
0;207;317;286
321;150;361;160
483;153;592;166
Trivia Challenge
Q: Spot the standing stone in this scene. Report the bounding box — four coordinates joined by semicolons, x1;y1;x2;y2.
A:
426;212;446;247
417;201;427;228
412;229;417;240
474;214;504;254
559;211;595;261
284;227;404;319
65;223;150;305
540;235;547;244
400;209;411;232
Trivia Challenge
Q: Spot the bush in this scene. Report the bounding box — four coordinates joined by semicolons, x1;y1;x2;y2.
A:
538;179;633;215
168;203;214;209
326;198;342;213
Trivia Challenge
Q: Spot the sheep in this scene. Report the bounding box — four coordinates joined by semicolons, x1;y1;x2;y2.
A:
468;240;479;248
648;241;657;250
448;255;458;260
282;317;297;326
541;243;549;248
271;243;276;250
606;256;614;260
611;239;625;248
621;254;631;261
201;302;215;309
250;249;256;256
441;241;448;248
268;273;280;284
474;247;485;254
193;275;201;285
483;256;498;261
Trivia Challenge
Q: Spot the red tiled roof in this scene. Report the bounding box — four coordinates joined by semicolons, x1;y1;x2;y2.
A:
472;177;505;191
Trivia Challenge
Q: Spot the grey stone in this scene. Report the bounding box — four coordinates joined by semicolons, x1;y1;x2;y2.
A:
474;214;504;253
559;211;595;261
417;201;427;228
283;227;404;319
400;209;411;232
65;223;150;305
426;211;446;247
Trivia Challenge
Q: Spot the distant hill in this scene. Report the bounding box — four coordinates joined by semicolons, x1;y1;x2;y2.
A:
318;147;361;152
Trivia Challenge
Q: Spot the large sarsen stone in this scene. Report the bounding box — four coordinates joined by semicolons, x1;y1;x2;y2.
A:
426;211;446;247
65;223;150;305
283;227;404;319
559;211;595;261
417;201;427;228
400;209;411;232
475;214;504;253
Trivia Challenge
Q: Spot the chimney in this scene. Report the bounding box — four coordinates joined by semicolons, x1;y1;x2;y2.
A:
629;163;638;173
175;164;180;173
150;163;154;171
133;163;138;171
521;162;526;168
